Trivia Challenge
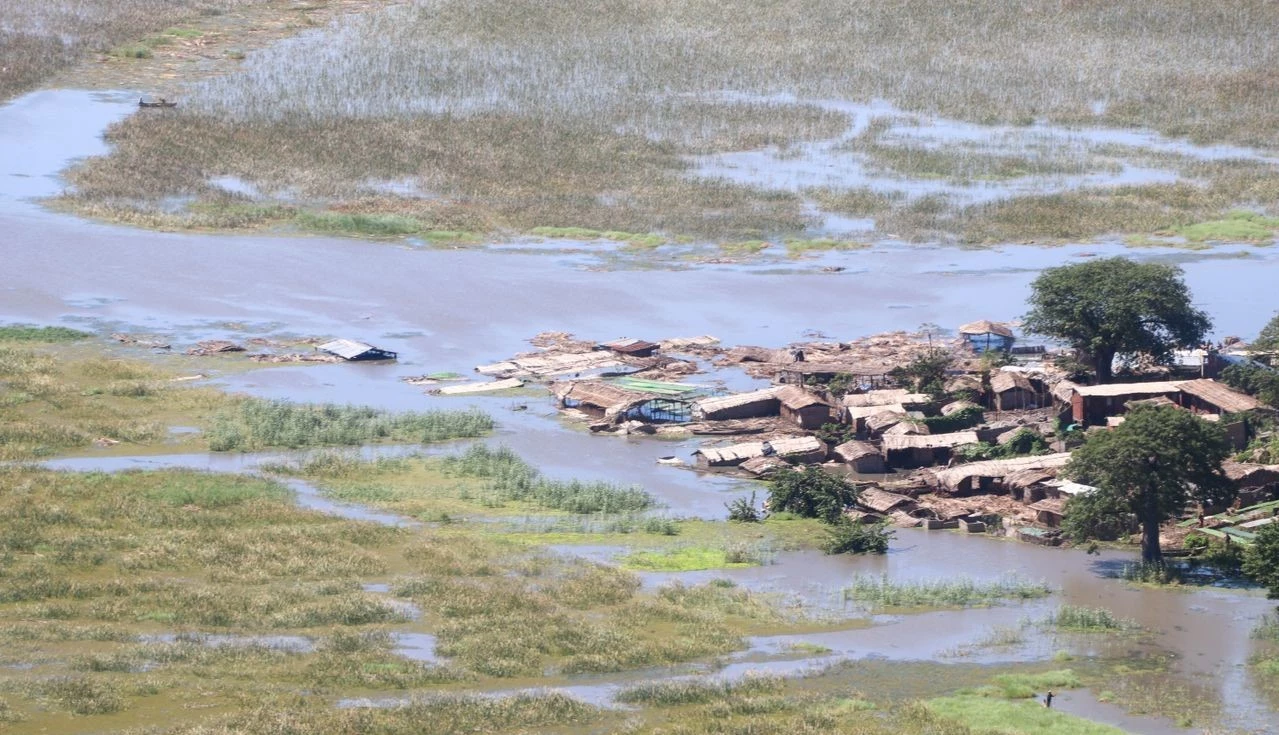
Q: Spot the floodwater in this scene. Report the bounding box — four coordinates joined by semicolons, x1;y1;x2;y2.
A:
4;88;1279;733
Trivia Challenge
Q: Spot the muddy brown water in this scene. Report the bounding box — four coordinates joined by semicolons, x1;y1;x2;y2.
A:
5;89;1279;733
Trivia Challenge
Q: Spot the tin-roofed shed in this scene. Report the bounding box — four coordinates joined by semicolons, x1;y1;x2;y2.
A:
317;339;398;361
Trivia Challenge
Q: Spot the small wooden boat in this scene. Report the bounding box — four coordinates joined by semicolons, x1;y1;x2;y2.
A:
138;98;177;108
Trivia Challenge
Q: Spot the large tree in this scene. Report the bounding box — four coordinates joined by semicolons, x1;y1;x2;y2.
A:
1252;311;1279;362
1063;404;1231;563
1243;523;1279;599
1024;257;1210;382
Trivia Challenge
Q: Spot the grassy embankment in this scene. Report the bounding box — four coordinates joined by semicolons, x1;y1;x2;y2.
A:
50;0;1279;248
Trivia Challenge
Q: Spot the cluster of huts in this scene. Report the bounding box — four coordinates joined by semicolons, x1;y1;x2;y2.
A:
458;324;1278;540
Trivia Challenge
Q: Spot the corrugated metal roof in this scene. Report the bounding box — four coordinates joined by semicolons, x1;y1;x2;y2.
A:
833;440;880;461
847;404;906;420
882;431;981;450
1073;381;1182;397
608;377;703;396
931;453;1071;491
318;339;378;359
843;389;931;407
695;387;781;414
553;380;648;410
1176;379;1263;413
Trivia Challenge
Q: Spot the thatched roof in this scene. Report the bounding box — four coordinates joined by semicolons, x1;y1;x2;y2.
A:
847;404;906;421
843;389;930;408
941;400;981;416
865;410;908;434
858;487;916;513
833;440;880;462
883;420;929;437
882;431;981;450
552;381;647;411
990;371;1034;394
958;320;1014;338
776;385;830;410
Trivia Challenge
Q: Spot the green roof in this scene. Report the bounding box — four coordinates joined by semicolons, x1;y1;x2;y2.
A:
607;377;705;396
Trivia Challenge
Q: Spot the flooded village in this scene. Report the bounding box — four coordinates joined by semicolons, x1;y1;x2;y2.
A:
7;2;1279;735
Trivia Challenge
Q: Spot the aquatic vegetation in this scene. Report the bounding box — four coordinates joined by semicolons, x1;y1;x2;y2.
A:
0;346;225;459
0;324;91;342
926;695;1123;734
842;575;1053;610
1045;605;1139;633
982;669;1082;699
206;399;493;450
1175;210;1279;244
622;540;775;571
616;675;784;706
439;444;654;513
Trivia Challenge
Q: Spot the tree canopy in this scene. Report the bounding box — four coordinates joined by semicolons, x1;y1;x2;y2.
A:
1242;523;1279;599
1253;311;1279;361
767;465;860;524
1063;404;1231;563
1024;257;1210;382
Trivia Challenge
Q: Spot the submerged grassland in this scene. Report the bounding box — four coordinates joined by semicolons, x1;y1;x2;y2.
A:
0;341;227;460
51;0;1279;246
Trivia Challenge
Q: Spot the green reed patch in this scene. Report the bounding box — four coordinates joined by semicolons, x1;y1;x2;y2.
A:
207;399;493;450
295;210;425;236
842;575;1052;610
1045;605;1139;633
926;694;1123;735
440;444;654;513
616;675;784;706
0;324;92;342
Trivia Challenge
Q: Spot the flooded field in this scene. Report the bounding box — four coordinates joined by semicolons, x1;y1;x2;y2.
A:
3;22;1279;735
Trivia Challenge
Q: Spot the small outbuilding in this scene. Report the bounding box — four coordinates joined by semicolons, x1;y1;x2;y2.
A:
881;431;980;468
317;339;398;361
958;320;1015;353
833;440;887;474
990;370;1039;411
694;387;781;421
694;436;827;468
776;385;833;429
598;338;660;358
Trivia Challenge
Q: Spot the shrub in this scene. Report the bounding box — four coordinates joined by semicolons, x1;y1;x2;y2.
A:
726;491;761;523
822;518;892;555
767;466;858;523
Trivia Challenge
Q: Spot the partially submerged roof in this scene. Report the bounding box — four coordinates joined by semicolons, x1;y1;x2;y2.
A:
931;453;1071;492
958;320;1014;338
882;431;981;450
695;387;781;414
599;337;659;355
436;378;524;395
858;487;916;513
608;376;703;396
318;339;397;360
478;350;627;379
552;380;649;412
694;435;825;465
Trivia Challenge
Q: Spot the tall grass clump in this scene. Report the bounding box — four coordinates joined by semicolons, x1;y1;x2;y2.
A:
1045;605;1138;633
440;445;654;513
207;399;493;450
0;324;91;342
616;675;783;706
842;575;1052;610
